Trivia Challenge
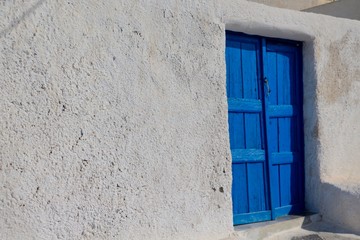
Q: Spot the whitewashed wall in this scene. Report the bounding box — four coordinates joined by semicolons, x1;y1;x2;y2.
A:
222;1;360;235
248;0;333;10
1;1;360;239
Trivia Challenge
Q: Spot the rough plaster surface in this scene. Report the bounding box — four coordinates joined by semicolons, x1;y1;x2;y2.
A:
1;0;360;239
0;1;232;239
220;1;360;234
247;0;333;10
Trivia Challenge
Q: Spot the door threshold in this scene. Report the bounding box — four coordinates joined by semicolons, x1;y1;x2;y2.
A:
233;213;321;240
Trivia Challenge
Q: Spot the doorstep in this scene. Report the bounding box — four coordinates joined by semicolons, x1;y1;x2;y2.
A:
228;213;321;240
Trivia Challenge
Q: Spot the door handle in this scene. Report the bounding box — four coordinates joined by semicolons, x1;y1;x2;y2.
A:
264;77;271;96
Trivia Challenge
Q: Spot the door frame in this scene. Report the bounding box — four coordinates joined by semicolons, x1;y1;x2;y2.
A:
226;31;305;225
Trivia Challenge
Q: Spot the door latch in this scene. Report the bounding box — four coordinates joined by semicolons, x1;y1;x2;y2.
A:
264;77;271;96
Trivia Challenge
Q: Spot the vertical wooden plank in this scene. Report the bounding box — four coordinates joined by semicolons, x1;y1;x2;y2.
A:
277;52;291;105
268;117;280;211
268;119;279;152
270;165;280;208
279;118;291;152
242;42;261;149
276;50;292;208
244;113;261;149
229;113;245;149
278;53;291;153
242;42;260;100
267;51;278;106
247;163;266;212
277;52;291;152
232;163;249;214
280;164;291;206
266;51;279;154
257;40;269;211
262;38;276;219
264;46;282;218
226;40;243;98
226;36;246;151
241;40;266;214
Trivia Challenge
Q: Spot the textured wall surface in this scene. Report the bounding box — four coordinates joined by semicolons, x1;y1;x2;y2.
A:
1;0;360;239
222;0;360;234
247;0;334;10
0;1;232;239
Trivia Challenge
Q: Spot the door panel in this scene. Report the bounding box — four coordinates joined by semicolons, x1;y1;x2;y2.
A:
226;31;304;225
226;34;271;225
265;42;304;218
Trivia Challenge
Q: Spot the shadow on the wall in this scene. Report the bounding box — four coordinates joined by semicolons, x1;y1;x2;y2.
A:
302;182;360;235
301;40;322;215
301;40;360;236
0;0;46;38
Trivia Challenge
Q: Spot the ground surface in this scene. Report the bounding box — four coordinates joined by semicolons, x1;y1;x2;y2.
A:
266;221;360;240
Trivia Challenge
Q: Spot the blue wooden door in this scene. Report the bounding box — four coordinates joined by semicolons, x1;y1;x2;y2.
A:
226;31;304;225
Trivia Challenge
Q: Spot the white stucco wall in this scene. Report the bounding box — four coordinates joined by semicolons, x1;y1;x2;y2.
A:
247;0;333;10
0;1;233;240
221;1;360;234
1;1;360;239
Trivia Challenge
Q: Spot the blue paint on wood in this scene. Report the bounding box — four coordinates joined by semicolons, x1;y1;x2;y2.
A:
232;163;249;214
268;105;297;117
271;152;299;165
233;211;272;225
248;162;266;212
228;113;246;149
265;41;304;220
261;38;273;215
226;31;304;225
226;32;271;225
280;164;292;206
228;99;262;113
231;149;265;163
270;165;280;209
273;203;302;218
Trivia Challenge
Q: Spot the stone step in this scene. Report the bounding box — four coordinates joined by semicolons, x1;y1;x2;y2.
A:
265;220;360;240
229;213;322;240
